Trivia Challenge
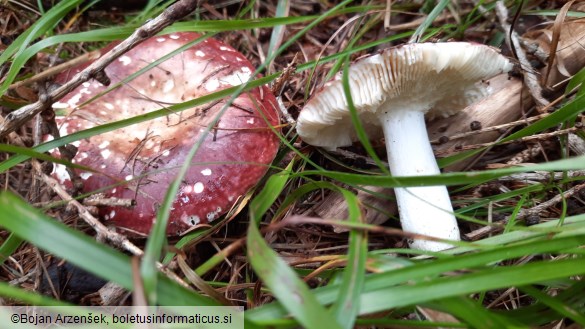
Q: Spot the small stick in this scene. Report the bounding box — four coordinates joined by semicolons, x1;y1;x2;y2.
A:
83;194;135;208
8;51;101;90
497;170;585;182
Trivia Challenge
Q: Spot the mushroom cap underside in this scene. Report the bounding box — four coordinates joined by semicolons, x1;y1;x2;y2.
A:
296;42;513;149
50;32;280;236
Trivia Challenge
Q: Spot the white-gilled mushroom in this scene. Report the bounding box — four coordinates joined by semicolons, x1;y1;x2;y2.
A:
49;32;280;236
297;42;513;251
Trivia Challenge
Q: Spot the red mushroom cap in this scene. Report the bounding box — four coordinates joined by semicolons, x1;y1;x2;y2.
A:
50;32;280;236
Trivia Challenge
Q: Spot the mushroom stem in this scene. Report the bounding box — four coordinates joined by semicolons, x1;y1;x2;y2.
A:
378;107;460;251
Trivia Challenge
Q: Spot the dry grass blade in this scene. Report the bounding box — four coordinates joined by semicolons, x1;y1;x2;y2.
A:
543;0;576;85
176;253;233;306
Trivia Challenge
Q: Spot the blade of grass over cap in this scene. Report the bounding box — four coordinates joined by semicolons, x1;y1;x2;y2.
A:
140;0;354;307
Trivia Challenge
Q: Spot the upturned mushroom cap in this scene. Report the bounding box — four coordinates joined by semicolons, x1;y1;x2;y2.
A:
49;32;280;236
296;42;513;149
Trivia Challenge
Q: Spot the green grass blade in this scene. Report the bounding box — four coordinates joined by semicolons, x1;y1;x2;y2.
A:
0;233;23;265
328;190;366;329
299;154;585;188
409;0;450;43
342;56;390;174
359;257;585;314
431;296;522;328
0;282;71;306
519;285;585;325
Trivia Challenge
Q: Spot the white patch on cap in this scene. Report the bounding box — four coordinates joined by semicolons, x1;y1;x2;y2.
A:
52;164;70;184
80;87;91;95
83;82;91;87
156;37;166;42
163;79;175;93
112;188;117;193
162;149;170;157
150;80;157;87
181;214;200;226
52;102;69;109
193;182;204;193
68;93;83;107
77;152;88;160
169;34;180;40
221;71;251;86
104;102;114;110
119;56;132;66
101;149;111;160
195;50;205;57
145;139;155;150
72;141;81;148
228;195;234;202
80;172;93;180
99;110;107;115
205;79;220;91
99;141;110;149
125;175;133;181
58;123;70;136
183;185;193;193
206;207;222;221
201;168;212;176
181;195;190;204
220;55;227;61
100;164;106;169
246;118;255;124
236;57;243;62
109;210;116;219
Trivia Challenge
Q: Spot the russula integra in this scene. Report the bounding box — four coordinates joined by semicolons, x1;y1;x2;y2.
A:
49;32;280;236
297;42;512;251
